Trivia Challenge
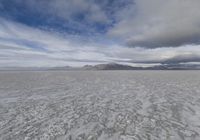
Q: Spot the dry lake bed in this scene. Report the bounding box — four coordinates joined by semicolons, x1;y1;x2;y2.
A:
0;71;200;140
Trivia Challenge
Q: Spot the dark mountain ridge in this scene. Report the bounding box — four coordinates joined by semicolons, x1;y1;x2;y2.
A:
1;63;200;71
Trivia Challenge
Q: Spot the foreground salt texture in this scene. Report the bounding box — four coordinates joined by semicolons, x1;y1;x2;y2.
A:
0;71;200;140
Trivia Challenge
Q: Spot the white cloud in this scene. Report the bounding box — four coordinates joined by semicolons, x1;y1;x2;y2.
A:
109;0;200;48
0;18;200;67
0;18;116;67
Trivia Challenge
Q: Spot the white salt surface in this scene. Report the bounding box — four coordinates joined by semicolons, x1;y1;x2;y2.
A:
0;71;200;140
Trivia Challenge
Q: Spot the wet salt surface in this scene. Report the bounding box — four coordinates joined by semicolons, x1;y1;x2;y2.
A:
0;71;200;140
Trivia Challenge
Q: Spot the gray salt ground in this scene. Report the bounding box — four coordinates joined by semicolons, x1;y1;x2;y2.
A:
0;71;200;140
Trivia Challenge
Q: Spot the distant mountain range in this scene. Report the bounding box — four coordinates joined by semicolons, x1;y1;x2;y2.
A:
82;63;138;70
82;63;200;70
0;63;200;71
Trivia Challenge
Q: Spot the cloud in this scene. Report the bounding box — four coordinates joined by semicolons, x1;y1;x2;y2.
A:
0;18;119;67
108;45;200;64
161;54;200;64
2;0;200;49
109;0;200;48
0;15;200;67
0;0;134;36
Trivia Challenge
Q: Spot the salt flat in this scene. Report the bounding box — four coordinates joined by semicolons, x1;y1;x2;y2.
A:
0;71;200;140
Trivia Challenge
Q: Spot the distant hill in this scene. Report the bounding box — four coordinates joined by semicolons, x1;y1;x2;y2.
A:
1;63;200;71
82;63;142;70
82;63;200;70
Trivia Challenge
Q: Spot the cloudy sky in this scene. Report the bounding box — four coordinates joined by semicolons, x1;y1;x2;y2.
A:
0;0;200;67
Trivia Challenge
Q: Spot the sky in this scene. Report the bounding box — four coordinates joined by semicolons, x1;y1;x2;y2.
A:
0;0;200;67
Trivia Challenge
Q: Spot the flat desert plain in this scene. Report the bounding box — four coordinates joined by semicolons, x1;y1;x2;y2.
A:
0;71;200;140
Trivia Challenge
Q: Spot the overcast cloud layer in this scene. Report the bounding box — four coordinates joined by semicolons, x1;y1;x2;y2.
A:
0;0;200;67
109;0;200;48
